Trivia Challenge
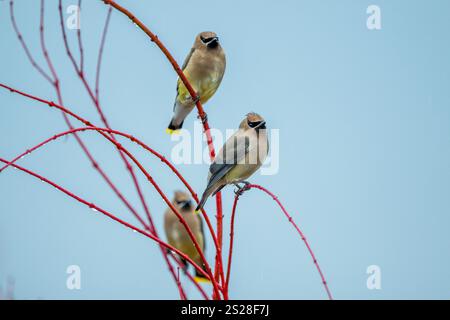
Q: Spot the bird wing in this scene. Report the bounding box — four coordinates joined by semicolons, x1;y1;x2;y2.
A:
198;214;206;251
182;47;195;70
207;130;251;189
173;47;196;111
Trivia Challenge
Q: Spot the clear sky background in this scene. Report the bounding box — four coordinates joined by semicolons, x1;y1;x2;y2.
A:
1;0;450;299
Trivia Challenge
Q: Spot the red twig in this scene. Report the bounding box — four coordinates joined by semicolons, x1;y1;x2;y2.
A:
7;1;226;299
77;0;84;72
57;0;155;237
0;158;211;282
8;3;149;233
0;83;220;260
10;0;187;293
3;144;221;296
0;111;221;296
226;184;333;300
2;2;334;301
0;125;221;297
101;0;225;297
0;127;193;297
168;253;209;300
1;84;227;300
9;1;53;84
39;0;58;83
175;267;187;300
226;195;239;289
95;6;112;102
0;81;222;265
58;0;185;294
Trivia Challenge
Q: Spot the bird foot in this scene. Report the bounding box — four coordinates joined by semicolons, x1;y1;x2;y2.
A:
198;113;208;124
193;94;200;104
189;93;200;104
234;181;251;196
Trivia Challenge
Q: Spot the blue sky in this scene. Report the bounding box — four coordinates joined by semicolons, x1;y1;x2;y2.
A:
1;0;450;299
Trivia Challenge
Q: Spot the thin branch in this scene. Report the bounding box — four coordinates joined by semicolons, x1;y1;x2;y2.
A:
77;0;84;72
46;2;180;293
95;7;112;102
9;1;148;230
175;267;187;300
227;184;333;300
57;0;81;72
9;0;53;83
39;0;58;84
226;195;239;288
0;158;211;282
9;126;221;296
57;0;155;238
10;1;185;291
101;0;225;296
168;253;209;300
0;114;221;296
0;83;221;257
6;1;223;298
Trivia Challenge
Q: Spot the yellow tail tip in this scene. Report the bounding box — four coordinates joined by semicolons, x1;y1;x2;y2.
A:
165;128;181;135
194;276;211;284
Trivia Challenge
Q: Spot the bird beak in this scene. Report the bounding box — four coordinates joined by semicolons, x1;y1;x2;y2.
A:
206;37;219;48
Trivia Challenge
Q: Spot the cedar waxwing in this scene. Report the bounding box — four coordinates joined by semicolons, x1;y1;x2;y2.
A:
164;191;209;283
196;113;269;211
167;31;226;133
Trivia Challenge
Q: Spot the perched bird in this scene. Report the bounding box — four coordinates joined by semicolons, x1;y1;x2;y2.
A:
164;191;210;283
167;31;226;134
196;113;269;211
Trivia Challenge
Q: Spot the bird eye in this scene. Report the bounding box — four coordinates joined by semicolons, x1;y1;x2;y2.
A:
248;121;259;128
248;120;266;129
201;37;217;44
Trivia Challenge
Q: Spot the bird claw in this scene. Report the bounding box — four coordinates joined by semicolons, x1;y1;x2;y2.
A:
190;93;200;104
193;95;200;104
234;181;251;196
198;113;208;124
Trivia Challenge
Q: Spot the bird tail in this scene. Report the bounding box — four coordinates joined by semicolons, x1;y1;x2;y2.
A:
195;182;227;213
194;265;212;284
166;119;184;135
195;189;212;213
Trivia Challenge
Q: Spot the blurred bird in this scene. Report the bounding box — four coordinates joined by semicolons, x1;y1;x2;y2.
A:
196;113;269;211
167;31;226;134
164;191;210;283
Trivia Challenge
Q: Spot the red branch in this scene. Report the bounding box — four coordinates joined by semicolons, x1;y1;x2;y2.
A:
95;6;112;102
2;125;222;297
11;0;191;297
0;82;222;272
174;267;186;300
0;158;212;283
2;1;335;301
0;101;221;298
168;253;209;300
76;0;84;72
226;184;333;300
0;83;219;255
9;1;52;83
57;0;155;235
0;82;224;297
100;0;225;296
9;0;150;245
